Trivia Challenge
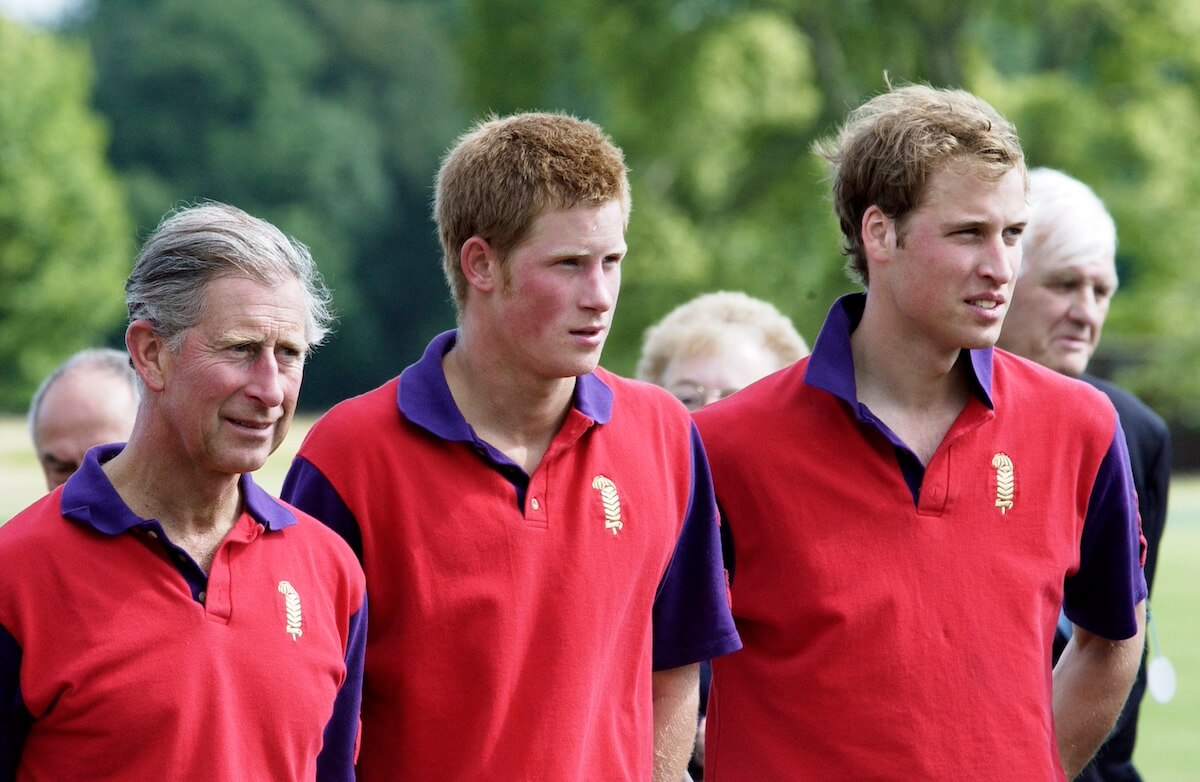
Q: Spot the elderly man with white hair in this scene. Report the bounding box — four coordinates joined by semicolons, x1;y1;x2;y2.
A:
998;167;1170;782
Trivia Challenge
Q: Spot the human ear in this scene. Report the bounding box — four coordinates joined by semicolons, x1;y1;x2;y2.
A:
862;205;895;261
126;320;168;393
460;236;500;293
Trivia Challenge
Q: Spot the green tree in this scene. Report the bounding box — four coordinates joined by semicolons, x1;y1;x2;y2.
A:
461;0;1200;438
460;0;846;371
970;1;1200;424
0;19;132;410
76;0;467;406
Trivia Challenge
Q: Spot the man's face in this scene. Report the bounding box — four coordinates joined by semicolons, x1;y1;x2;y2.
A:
996;241;1117;377
156;274;308;478
487;200;625;380
878;165;1028;354
34;369;138;490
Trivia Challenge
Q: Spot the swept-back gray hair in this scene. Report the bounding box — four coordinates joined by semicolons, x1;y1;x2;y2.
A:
126;202;334;350
28;347;139;444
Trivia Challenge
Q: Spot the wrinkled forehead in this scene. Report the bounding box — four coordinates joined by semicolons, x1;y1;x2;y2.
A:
1031;239;1118;280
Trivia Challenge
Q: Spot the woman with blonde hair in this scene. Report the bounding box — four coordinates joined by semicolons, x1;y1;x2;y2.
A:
638;291;808;411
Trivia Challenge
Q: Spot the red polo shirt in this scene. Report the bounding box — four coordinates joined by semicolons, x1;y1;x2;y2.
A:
283;330;740;780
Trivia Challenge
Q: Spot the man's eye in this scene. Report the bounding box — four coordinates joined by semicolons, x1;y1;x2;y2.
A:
48;464;76;483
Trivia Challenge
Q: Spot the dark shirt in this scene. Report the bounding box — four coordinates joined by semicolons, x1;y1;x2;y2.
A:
1057;374;1170;782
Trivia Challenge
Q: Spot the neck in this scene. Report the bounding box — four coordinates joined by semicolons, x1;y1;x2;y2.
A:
850;297;974;465
444;332;577;473
103;433;242;541
851;296;971;407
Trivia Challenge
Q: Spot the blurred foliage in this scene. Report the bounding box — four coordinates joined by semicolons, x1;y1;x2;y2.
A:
0;19;132;409
73;0;466;407
460;0;1200;430
5;0;1200;431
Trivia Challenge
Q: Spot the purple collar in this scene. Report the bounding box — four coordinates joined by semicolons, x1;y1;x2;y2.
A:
803;293;995;411
59;443;296;534
397;330;614;444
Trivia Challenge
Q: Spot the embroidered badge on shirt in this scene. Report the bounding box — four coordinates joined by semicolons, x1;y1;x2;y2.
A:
277;580;303;640
591;475;623;535
992;453;1015;514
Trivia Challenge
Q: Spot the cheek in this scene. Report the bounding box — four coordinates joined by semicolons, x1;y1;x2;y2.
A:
1046;294;1078;322
511;281;568;335
282;376;304;407
1016;288;1064;321
503;301;546;342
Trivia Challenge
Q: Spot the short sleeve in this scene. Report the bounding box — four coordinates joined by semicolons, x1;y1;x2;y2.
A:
315;595;367;781
650;425;742;670
1063;421;1148;640
282;456;364;562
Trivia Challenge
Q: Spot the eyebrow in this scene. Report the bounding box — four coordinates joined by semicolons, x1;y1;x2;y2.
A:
214;331;257;347
39;452;75;470
216;332;310;353
943;217;1027;230
941;218;985;231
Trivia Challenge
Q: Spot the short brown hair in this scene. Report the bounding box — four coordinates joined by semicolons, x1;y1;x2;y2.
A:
813;83;1026;285
434;112;631;314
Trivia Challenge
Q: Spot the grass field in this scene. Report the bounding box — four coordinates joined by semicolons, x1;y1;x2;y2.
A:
1135;482;1200;780
1;414;1196;775
0;414;307;510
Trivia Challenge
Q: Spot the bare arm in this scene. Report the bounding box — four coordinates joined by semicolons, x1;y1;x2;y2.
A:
652;663;700;782
1052;600;1146;779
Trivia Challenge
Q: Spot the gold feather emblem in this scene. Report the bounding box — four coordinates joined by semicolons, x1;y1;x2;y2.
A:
992;453;1014;514
278;580;303;640
591;475;623;535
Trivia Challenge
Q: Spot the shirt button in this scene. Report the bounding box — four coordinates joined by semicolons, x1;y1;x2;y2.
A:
530;497;540;511
198;591;207;604
147;530;159;539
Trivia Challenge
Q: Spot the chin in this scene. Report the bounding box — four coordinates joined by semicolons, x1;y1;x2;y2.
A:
1057;360;1089;378
217;450;273;477
557;354;602;378
962;333;1000;351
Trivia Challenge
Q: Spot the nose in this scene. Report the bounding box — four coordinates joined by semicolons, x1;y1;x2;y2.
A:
581;261;619;313
1067;286;1104;328
246;352;285;408
980;236;1017;284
